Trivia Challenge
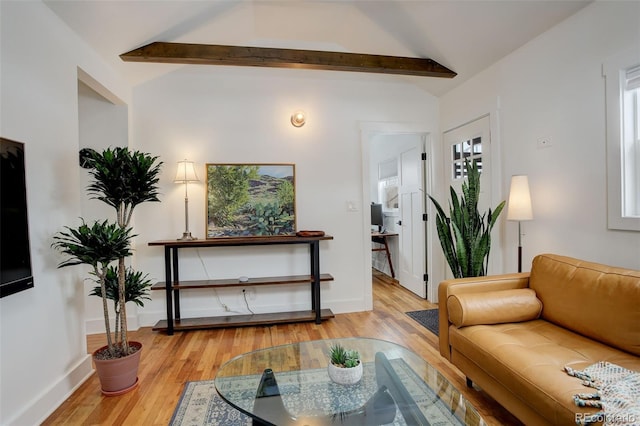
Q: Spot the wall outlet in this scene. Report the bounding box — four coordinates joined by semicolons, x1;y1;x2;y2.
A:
537;137;553;149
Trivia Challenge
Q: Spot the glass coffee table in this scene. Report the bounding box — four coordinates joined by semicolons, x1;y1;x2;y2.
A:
215;337;485;425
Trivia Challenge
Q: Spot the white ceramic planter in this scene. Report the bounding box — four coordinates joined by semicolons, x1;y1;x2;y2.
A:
327;361;363;385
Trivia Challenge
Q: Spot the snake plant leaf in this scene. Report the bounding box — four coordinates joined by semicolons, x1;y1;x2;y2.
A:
451;220;467;278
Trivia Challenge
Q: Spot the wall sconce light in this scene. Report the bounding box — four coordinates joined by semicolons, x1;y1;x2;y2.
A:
174;159;200;241
291;110;306;127
507;175;533;272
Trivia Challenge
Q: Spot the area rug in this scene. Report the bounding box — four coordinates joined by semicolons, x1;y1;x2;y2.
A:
170;357;466;425
406;308;439;336
170;380;250;426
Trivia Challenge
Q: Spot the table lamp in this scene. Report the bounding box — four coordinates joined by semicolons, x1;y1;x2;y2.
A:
175;159;199;241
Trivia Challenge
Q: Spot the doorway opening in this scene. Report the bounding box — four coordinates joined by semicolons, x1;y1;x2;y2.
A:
77;68;130;334
360;123;435;305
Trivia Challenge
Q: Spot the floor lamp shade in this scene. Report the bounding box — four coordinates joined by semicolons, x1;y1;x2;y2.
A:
507;175;533;273
507;175;533;221
175;160;199;240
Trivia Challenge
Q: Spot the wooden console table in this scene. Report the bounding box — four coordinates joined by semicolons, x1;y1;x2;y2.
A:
148;235;334;335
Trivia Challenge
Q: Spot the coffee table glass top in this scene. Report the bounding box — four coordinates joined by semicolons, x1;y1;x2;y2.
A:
214;337;485;425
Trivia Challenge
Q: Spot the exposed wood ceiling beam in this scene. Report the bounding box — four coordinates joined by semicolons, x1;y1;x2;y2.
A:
120;42;456;79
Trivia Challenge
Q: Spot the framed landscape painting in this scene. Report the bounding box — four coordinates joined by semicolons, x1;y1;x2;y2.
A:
206;163;296;238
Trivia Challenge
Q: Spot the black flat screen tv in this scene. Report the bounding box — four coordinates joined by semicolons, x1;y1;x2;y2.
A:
1;138;34;297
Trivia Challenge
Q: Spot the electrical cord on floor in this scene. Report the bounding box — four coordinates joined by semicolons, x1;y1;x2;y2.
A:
242;289;255;315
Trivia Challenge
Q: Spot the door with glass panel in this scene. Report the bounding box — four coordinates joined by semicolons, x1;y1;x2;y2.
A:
442;115;493;278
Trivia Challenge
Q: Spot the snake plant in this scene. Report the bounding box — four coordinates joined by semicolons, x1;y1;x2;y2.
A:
428;159;505;278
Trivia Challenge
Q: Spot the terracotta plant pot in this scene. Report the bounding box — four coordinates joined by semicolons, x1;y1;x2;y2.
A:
93;341;142;396
328;361;363;385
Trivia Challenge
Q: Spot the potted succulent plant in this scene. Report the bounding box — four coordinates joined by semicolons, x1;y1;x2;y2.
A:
52;147;162;395
428;158;505;278
328;344;363;385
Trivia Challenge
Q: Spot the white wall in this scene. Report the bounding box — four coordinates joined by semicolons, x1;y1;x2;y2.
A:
0;2;131;424
130;66;439;323
440;1;640;272
77;82;135;333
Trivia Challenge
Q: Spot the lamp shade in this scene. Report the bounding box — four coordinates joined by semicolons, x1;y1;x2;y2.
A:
174;160;199;183
507;175;533;221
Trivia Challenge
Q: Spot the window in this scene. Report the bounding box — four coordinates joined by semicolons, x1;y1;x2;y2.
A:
378;159;398;210
605;47;640;231
622;65;640;217
451;136;482;179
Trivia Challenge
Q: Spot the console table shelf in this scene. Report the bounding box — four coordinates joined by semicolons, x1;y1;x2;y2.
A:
148;235;334;334
150;273;334;290
152;309;335;332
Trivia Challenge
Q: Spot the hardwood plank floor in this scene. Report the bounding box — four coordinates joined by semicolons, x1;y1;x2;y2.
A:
43;271;522;425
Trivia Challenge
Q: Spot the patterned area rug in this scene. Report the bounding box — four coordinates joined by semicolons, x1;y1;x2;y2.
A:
170;382;250;426
170;357;465;425
406;309;439;336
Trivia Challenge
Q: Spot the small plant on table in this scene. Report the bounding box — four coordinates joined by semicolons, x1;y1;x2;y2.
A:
328;344;363;384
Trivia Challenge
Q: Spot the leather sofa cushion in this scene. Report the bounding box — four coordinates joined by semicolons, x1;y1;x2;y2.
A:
529;254;640;356
447;288;542;327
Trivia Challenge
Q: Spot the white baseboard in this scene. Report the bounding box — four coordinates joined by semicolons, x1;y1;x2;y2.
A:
6;354;93;426
137;300;368;327
85;314;142;335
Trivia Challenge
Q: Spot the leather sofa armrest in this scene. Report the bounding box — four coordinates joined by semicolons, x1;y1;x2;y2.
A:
438;273;531;360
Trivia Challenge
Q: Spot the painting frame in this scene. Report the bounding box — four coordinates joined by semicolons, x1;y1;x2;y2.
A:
205;163;296;238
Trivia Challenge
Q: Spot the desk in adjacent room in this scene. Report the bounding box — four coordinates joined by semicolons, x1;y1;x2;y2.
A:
371;231;398;278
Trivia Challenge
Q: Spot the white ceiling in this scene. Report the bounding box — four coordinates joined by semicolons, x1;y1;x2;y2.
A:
44;0;591;97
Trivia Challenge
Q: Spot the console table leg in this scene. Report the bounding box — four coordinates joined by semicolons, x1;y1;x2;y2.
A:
172;248;181;320
310;241;321;324
310;242;316;311
164;246;174;335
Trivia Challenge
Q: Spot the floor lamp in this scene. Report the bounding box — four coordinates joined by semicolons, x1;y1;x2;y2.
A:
175;159;199;241
507;175;533;272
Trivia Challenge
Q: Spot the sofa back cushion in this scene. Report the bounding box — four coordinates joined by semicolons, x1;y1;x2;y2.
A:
529;254;640;356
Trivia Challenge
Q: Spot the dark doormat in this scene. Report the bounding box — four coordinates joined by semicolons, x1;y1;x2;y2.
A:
406;309;439;336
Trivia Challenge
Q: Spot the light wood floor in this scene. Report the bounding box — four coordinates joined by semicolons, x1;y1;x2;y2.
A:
43;271;522;425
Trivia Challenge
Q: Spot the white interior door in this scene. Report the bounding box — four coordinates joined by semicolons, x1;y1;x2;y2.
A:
442;115;492;278
398;141;426;298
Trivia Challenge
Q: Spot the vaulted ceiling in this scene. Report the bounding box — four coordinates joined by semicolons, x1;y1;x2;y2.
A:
45;0;591;97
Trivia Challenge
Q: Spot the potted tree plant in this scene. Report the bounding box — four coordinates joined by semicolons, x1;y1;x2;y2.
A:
52;147;162;395
328;344;362;385
428;159;505;278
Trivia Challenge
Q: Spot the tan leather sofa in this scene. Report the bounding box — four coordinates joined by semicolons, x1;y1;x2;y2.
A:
438;253;640;425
